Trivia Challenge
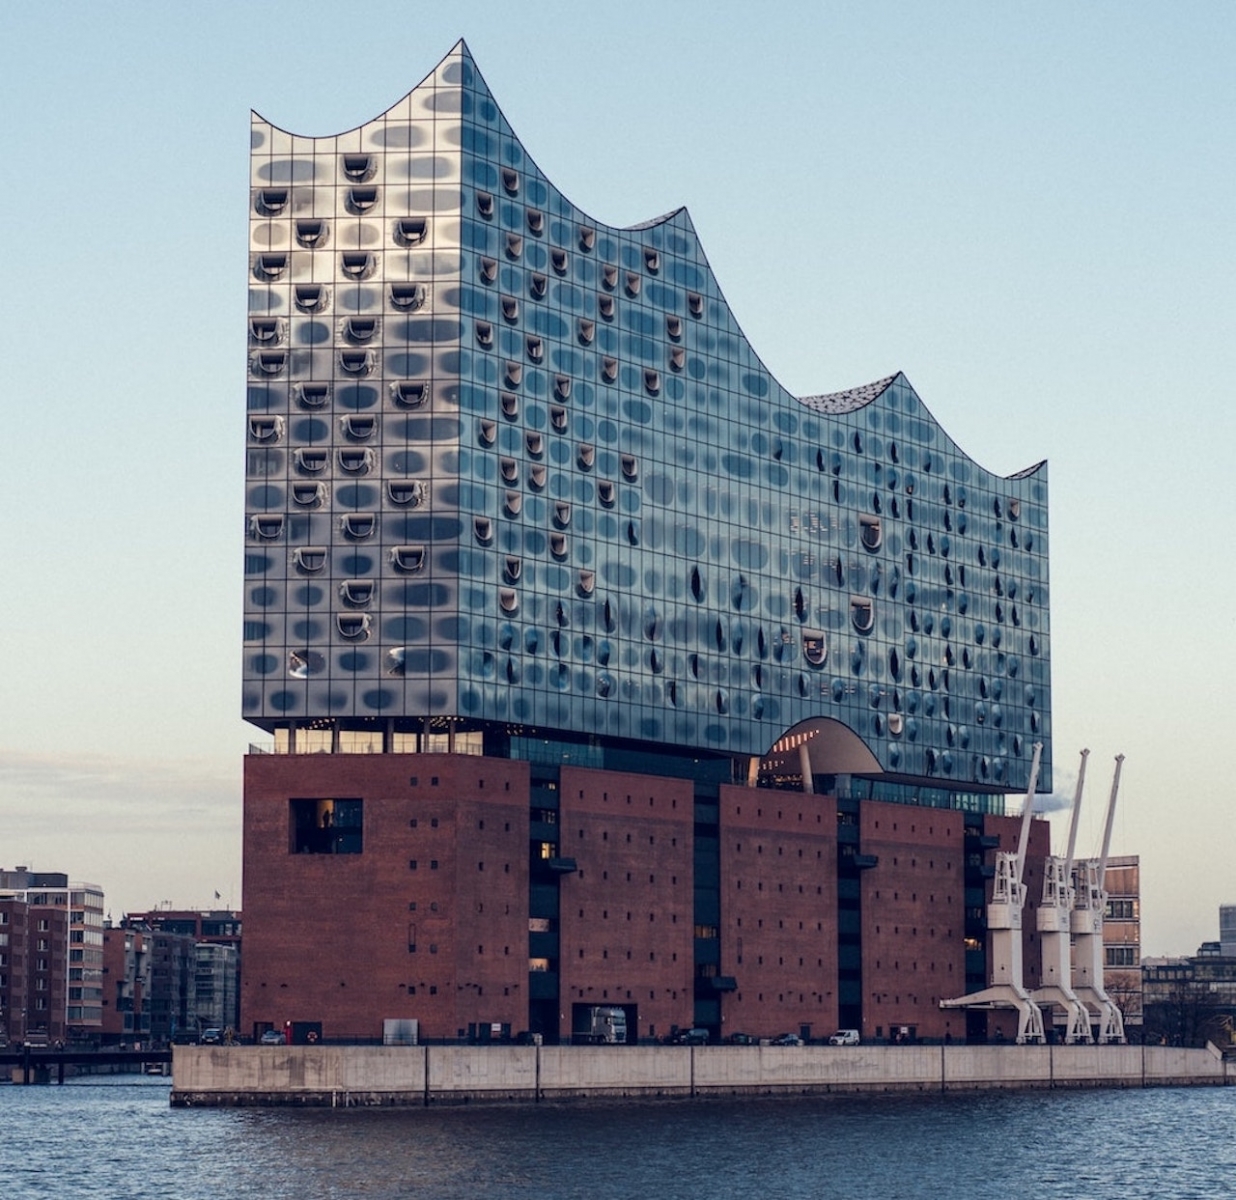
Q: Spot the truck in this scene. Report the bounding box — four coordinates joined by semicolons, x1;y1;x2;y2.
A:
574;1005;627;1044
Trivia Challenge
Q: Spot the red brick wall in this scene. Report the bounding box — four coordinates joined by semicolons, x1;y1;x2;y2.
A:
860;802;966;1042
557;767;694;1041
241;753;529;1041
719;784;839;1042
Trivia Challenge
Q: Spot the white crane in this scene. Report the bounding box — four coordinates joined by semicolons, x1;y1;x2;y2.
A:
1070;755;1127;1044
1030;749;1093;1043
940;743;1046;1044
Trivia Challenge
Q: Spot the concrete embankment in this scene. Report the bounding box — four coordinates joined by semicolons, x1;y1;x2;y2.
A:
170;1042;1231;1108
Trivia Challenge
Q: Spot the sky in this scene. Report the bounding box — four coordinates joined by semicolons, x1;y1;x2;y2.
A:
0;2;1232;954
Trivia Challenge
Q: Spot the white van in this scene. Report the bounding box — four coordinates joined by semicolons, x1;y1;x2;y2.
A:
828;1029;860;1046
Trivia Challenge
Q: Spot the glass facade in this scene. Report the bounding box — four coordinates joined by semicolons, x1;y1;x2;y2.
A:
244;41;1051;795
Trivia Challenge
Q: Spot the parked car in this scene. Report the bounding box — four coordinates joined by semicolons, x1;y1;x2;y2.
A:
828;1029;861;1046
667;1027;710;1045
726;1032;757;1045
772;1033;804;1046
199;1028;223;1045
259;1029;285;1045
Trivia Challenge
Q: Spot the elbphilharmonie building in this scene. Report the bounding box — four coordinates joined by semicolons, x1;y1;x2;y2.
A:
241;42;1052;1046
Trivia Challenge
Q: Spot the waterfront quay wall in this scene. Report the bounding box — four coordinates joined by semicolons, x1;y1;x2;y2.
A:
171;1043;1230;1108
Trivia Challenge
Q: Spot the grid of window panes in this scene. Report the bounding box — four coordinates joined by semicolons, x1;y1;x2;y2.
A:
243;44;1052;794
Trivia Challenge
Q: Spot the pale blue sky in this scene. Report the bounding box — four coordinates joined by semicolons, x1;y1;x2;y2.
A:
0;2;1231;953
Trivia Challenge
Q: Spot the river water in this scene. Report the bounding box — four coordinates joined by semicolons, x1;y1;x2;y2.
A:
3;1076;1233;1199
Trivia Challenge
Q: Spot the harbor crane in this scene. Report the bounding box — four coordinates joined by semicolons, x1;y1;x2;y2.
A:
1030;749;1093;1043
1070;755;1127;1044
940;742;1046;1044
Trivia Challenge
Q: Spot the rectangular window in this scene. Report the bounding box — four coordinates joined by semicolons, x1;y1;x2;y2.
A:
290;798;363;854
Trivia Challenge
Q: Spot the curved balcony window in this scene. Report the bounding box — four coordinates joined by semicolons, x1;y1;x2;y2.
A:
341;414;376;440
669;347;685;372
598;295;615;320
625;272;642;297
392;380;428;409
293;546;327;574
501;167;520;195
292;482;326;508
551;248;569;275
295;284;327;314
505;362;523;387
601;357;619;383
803;630;828;666
528;465;547;489
475;321;494;347
297;382;330;409
850;597;875;634
336;612;372;641
643;370;660;395
295;219;327;248
384;647;409;677
390;545;426;573
479;256;498;283
501;296;520;322
644;249;660;274
506;233;523;259
248;415;284;443
341;513;376;540
550;404;568;432
504;556;522;582
500;457;519;483
295;448;328;474
597;480;616;507
249;514;284;540
526;336;544;362
341;252;375;280
554;501;572;528
342;154;375;182
601;264;618;290
550;532;568;559
250;317;284;344
501;392;519;418
526;208;544;234
888;713;905;736
578;319;595;344
530;273;548;299
578;225;596;251
338;448;375;474
254;350;286;376
504;491;523;517
476;191;494;218
478;419;497;445
578;570;595;596
526;432;544;457
474;517;493;544
621;454;639;480
388;479;426;507
577;443;595;469
345;316;377;343
860;514;882;551
393;284;427;311
253;253;286;282
346;187;379;214
340;579;374;606
666;315;682;340
256;188;288;216
394;217;427;247
687;291;704;317
339;350;374;376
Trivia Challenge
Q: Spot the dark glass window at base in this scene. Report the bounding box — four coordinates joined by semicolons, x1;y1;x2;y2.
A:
290;798;363;854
